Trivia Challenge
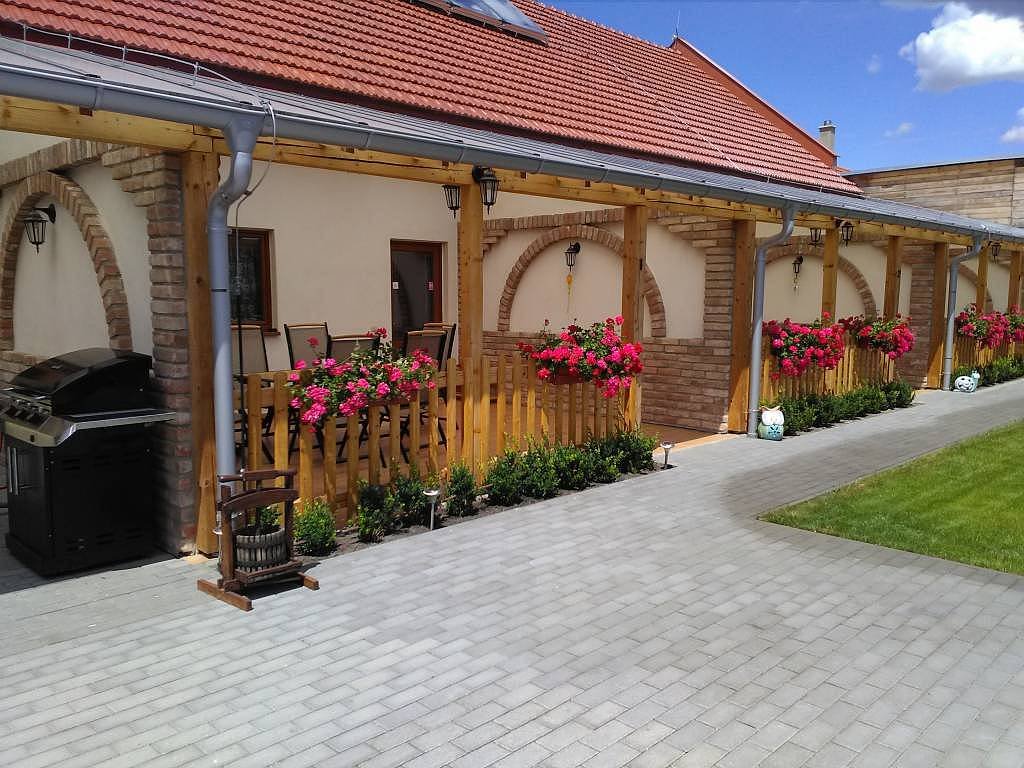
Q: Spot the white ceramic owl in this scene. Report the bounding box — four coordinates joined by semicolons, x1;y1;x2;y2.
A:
954;371;980;393
758;406;785;440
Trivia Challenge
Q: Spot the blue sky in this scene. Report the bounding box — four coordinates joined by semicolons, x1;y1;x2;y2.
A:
542;1;1024;172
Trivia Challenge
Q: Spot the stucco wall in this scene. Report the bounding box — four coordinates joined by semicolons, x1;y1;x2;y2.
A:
764;257;862;321
0;130;62;164
226;160;460;371
0;158;152;358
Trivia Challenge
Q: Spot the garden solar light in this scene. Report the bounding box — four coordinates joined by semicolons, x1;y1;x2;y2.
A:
423;487;441;530
472;165;500;212
565;241;581;270
22;203;56;253
660;440;673;469
442;183;460;217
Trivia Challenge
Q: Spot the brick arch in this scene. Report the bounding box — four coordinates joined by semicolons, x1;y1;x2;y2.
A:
766;242;878;317
0;172;131;352
956;264;994;312
496;224;667;337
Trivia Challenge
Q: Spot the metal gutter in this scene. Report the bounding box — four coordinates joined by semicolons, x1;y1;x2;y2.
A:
1;41;1023;245
941;237;984;391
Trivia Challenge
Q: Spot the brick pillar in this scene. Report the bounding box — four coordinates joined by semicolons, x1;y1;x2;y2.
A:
896;242;937;388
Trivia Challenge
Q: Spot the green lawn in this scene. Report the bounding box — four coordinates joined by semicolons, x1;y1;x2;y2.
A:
763;421;1024;575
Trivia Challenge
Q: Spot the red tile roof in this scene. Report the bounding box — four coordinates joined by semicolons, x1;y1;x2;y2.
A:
0;0;861;194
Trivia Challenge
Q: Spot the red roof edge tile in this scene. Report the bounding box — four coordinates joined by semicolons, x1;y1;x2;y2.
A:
669;36;839;171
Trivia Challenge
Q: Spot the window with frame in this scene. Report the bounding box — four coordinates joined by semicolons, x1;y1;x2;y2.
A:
227;229;273;330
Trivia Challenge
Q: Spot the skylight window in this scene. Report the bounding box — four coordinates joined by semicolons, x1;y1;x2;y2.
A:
414;0;547;43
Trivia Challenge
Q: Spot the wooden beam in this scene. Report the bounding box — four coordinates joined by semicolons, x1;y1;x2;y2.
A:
821;228;840;319
927;243;949;389
458;181;484;361
621;205;647;343
1009;250;1023;310
181;151;221;555
1;95;1013;249
975;244;990;310
883;236;903;318
727;220;757;432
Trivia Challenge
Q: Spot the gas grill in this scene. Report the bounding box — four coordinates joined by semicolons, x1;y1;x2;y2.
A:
1;348;174;575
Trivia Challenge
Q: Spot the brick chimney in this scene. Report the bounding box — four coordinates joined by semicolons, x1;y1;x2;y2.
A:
819;120;836;153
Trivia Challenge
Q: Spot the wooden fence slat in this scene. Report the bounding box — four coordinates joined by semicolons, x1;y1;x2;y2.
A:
427;385;440;476
526;360;537;441
388;402;402;479
539;383;550;441
346;413;359;518
606;391;617;435
511;355;522;449
368;404;381;485
245;373;263;470
299;425;313;500
323;416;337;508
409;390;421;476
445;360;458;467
495;354;506;455
477;355;490;466
568;383;577;445
553;384;564;445
580;381;591;442
273;372;289;486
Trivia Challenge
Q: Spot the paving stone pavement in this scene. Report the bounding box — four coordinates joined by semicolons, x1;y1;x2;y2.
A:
2;381;1024;768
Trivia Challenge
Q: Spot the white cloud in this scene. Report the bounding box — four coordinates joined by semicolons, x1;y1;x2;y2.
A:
1001;106;1024;143
885;121;915;137
867;53;883;74
900;2;1024;90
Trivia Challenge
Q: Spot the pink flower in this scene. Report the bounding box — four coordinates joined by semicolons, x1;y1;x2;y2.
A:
294;360;307;370
307;336;319;348
376;382;390;398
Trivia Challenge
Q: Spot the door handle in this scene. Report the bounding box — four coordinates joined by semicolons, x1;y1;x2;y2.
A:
7;445;18;496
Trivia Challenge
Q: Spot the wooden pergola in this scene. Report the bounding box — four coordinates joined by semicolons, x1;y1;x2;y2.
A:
2;38;1024;553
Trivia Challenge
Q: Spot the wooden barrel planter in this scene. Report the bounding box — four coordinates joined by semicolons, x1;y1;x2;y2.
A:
234;525;289;573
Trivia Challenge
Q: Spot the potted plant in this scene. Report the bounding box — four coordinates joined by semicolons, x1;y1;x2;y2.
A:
955;304;1010;349
839;314;916;360
516;316;643;397
762;313;845;380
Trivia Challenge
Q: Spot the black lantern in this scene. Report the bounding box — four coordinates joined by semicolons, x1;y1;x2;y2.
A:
839;220;854;247
22;204;56;253
792;253;804;276
442;184;461;218
472;166;499;212
809;227;823;247
565;241;581;270
990;241;1002;262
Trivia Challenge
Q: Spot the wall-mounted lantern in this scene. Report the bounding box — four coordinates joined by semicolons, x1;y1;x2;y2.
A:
792;253;804;291
21;204;56;253
471;166;499;212
838;220;854;247
809;227;823;247
564;241;581;270
990;241;1002;262
442;184;460;218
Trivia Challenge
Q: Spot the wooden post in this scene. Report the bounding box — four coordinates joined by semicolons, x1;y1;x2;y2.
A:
495;354;506;455
727;220;756;432
621;205;647;343
821;228;839;319
323;417;337;508
299;427;313;500
458;182;484;361
976;244;989;310
927;243;949;389
273;372;289;487
346;414;359;516
181;151;220;555
1008;250;1022;310
883;236;903;318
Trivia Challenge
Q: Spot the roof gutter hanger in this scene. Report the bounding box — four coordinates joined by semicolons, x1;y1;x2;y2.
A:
941;236;984;391
0;63;1016;245
747;206;796;437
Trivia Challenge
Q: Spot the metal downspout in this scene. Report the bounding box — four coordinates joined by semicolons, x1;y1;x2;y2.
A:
941;236;984;391
747;206;797;437
208;116;262;483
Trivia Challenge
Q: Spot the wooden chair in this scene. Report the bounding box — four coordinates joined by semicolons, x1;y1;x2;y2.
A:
197;468;318;611
329;333;380;361
284;322;329;368
423;321;456;364
231;324;274;462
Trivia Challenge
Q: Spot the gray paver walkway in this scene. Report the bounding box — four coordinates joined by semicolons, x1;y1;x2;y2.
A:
2;381;1024;768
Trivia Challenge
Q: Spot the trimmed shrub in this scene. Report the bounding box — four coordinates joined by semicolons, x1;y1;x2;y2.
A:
445;462;478;517
520;441;559;499
356;482;395;542
552;443;590;491
583;438;621;483
294;496;336;555
774;380;914;436
882;379;915;409
392;467;431;528
486;449;525;506
608;428;657;474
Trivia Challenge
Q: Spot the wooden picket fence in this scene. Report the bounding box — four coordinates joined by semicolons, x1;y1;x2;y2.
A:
951;336;1015;372
759;331;897;403
240;354;636;523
